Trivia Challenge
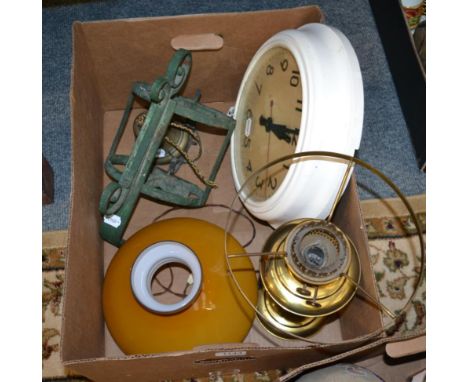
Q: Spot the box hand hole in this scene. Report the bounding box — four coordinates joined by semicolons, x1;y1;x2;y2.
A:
171;33;224;51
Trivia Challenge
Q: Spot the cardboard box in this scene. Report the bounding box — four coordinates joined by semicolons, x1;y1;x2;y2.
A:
63;7;413;381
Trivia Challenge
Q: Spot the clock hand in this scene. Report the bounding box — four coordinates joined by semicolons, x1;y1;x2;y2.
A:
259;115;298;143
259;115;274;133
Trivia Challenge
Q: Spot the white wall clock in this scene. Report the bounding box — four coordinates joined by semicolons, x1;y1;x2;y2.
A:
230;23;364;227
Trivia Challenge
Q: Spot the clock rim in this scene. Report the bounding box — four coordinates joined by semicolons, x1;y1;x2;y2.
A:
230;24;364;226
231;30;310;205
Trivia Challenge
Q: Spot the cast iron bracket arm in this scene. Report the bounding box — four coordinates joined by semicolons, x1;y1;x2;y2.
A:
103;91;137;182
173;96;235;131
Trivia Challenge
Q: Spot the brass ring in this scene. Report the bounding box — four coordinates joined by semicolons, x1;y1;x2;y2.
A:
224;151;425;345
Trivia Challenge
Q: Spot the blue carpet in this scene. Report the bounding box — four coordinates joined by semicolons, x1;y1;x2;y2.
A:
42;0;426;231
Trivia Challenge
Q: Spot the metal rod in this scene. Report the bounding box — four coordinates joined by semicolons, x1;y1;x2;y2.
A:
227;251;286;259
225;150;425;345
341;273;396;319
327;160;354;222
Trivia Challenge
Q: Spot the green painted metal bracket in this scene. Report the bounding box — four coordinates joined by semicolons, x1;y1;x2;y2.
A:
99;49;235;247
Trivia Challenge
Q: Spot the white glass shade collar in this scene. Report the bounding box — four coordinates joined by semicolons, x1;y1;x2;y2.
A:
130;241;202;314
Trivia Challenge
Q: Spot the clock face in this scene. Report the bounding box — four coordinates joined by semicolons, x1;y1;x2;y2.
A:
233;47;303;202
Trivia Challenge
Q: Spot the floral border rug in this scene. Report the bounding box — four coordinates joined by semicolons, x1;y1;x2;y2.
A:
42;195;425;381
361;194;426;334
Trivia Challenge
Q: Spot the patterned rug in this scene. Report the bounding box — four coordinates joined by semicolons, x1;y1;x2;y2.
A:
362;194;426;334
42;195;425;381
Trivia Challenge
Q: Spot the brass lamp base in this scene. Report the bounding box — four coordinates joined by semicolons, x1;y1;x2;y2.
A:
258;218;361;338
257;288;325;338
